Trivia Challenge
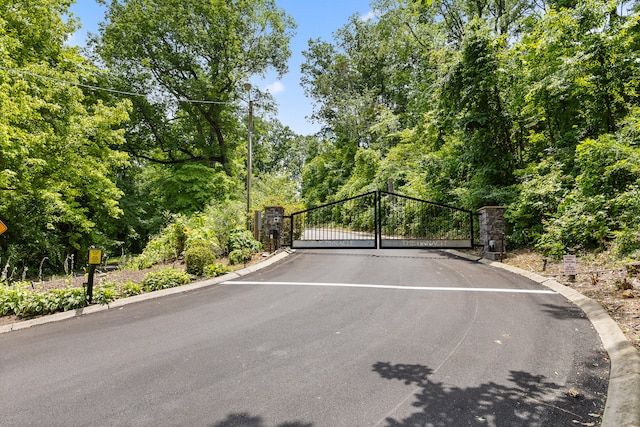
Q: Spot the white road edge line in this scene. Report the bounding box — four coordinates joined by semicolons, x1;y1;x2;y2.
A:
222;281;557;294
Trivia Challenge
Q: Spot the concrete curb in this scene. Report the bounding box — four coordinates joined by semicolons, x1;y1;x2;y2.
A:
446;250;640;427
0;250;293;335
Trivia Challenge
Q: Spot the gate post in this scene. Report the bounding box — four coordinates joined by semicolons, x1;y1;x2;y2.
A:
477;206;506;260
263;206;285;252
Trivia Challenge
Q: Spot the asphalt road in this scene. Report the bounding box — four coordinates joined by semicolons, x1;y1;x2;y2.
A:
0;249;608;426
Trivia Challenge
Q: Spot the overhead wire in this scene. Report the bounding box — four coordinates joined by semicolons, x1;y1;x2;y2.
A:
0;66;237;105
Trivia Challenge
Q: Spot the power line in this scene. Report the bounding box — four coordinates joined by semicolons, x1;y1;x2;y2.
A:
0;66;236;105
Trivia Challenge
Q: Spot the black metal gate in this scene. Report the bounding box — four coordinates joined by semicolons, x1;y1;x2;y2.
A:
289;191;473;249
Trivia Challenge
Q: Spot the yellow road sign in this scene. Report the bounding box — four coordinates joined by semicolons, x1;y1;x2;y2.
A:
0;220;6;236
88;248;103;265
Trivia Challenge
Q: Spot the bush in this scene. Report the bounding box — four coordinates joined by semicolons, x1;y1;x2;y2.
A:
93;283;120;305
0;282;28;316
229;248;252;266
184;243;216;276
227;228;261;253
119;281;143;297
507;161;570;247
128;215;189;270
203;263;230;278
534;136;640;257
0;283;87;318
142;268;192;292
47;287;86;312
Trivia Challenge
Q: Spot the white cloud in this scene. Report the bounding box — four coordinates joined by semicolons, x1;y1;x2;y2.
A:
360;10;377;21
265;81;285;95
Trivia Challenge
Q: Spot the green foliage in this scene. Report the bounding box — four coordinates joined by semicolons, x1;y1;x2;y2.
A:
203;263;230;278
193;201;247;257
229;249;253;266
118;281;143;297
92;0;295;178
0;273;201;318
141;268;192;292
251;172;305;215
0;279;151;318
301;149;349;206
0;0;131;271
507;161;571;246
4;0;640;269
0;282;86;318
534;134;640;257
93;282;120;305
126;200;249;270
158;164;236;214
184;243;216;276
128;215;189;269
299;0;640;260
226;225;260;267
334;148;381;200
227;228;261;253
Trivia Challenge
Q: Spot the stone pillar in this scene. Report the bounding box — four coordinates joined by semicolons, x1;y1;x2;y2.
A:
262;206;285;252
477;206;506;260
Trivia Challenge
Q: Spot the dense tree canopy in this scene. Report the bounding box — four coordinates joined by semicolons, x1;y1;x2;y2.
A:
91;0;295;176
0;0;299;276
301;0;640;256
0;0;130;271
2;0;639;279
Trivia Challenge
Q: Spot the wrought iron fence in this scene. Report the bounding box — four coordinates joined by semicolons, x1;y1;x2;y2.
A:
289;191;473;249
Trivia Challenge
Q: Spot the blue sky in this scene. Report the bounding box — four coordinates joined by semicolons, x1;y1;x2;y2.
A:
68;0;374;135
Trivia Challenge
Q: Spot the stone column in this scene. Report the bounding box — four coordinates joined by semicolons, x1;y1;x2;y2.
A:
262;206;285;252
477;206;506;260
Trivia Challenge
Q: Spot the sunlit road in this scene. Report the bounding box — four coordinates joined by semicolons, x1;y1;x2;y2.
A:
0;249;607;426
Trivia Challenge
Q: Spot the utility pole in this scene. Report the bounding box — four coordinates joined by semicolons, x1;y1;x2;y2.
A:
244;83;253;218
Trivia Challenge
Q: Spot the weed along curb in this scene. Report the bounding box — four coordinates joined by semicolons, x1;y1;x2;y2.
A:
446;249;640;427
0;250;293;335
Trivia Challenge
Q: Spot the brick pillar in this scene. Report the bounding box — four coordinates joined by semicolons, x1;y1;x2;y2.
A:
477;206;506;259
262;206;285;252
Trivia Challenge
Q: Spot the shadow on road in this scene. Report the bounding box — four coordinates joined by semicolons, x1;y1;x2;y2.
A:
539;303;587;320
210;412;312;427
372;361;605;426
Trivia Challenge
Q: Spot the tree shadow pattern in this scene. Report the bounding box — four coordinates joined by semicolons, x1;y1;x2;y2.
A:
373;361;607;427
210;412;312;427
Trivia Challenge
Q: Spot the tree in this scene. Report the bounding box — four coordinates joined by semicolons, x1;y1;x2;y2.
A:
92;0;295;182
439;21;516;207
0;0;131;272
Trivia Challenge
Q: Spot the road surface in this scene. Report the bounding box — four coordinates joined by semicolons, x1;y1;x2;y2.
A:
0;249;607;426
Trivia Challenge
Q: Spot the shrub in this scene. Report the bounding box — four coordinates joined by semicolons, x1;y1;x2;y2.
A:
507;160;570;247
128;215;189;270
229;248;252;266
142;268;192;292
47;287;86;312
184;243;216;276
227;228;261;253
201;201;247;254
534;136;640;257
0;279;150;318
0;283;87;318
93;283;120;305
0;282;28;316
119;281;143;297
204;263;230;278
